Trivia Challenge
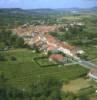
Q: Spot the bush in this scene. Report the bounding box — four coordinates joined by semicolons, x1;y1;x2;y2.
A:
0;54;6;61
10;56;17;61
30;78;62;100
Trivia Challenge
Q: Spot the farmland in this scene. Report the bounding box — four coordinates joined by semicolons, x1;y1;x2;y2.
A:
62;78;91;93
0;49;88;89
0;8;97;99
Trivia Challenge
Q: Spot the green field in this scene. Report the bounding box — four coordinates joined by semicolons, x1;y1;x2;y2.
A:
0;49;88;89
82;46;97;60
62;78;91;93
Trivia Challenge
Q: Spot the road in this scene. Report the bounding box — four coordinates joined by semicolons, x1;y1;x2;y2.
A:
78;60;97;69
66;55;97;69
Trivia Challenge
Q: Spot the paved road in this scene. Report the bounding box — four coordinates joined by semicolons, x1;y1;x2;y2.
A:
64;55;97;69
63;62;78;66
78;60;97;69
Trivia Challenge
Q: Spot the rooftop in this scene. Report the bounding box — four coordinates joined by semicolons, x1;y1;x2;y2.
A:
89;68;97;76
59;42;75;50
49;54;64;61
47;45;57;51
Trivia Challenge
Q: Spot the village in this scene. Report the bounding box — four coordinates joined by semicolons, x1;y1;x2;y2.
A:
0;0;97;99
13;24;97;82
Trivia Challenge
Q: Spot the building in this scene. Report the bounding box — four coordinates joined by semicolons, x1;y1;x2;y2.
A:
88;69;97;81
47;45;58;52
45;34;83;59
18;25;84;59
49;54;64;62
58;42;76;57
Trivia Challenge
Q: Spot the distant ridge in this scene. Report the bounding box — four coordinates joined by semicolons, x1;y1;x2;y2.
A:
0;6;97;13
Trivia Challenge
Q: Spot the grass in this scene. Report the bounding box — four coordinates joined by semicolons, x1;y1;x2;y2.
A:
91;58;97;65
34;56;57;67
62;78;91;94
82;46;97;60
0;49;88;89
89;94;97;100
61;14;92;21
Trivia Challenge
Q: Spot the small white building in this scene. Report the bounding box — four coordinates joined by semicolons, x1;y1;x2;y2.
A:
58;47;73;57
88;69;97;81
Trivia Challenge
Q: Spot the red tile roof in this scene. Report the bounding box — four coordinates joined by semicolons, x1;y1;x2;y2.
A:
46;34;75;51
49;54;64;61
45;34;58;44
59;42;75;50
47;45;57;51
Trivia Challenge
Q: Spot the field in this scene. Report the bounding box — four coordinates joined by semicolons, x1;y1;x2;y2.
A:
62;78;91;93
82;46;97;60
92;59;97;65
34;56;58;67
0;49;88;89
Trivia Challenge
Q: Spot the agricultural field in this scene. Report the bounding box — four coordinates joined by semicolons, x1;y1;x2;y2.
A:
92;59;97;65
62;78;91;93
0;7;97;99
82;46;97;60
0;49;88;89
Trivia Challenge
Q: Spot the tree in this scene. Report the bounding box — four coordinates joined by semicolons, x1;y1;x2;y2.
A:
0;30;25;49
30;78;62;100
0;73;9;100
0;53;6;61
15;37;25;48
78;95;90;100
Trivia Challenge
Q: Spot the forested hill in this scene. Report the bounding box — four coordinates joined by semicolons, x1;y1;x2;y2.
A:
0;8;58;29
0;7;97;29
0;8;55;14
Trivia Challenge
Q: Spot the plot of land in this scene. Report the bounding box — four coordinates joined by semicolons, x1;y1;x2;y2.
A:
34;56;58;67
82;46;97;60
0;49;88;89
62;78;91;93
92;61;97;65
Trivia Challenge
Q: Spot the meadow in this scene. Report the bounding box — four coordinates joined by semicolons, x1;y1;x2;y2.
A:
0;49;88;89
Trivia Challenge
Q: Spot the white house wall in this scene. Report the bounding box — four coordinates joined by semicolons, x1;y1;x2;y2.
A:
58;47;73;57
47;41;57;47
88;73;97;80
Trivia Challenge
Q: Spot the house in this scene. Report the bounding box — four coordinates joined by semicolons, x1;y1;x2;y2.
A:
18;24;84;59
49;54;64;62
58;42;75;57
45;34;83;59
47;45;58;52
27;32;47;52
45;34;58;47
88;69;97;81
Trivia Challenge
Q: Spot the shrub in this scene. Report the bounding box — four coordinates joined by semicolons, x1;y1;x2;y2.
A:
0;54;6;61
10;56;17;61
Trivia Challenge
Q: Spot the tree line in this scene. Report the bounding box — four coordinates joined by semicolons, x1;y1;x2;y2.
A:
0;30;25;49
0;73;90;100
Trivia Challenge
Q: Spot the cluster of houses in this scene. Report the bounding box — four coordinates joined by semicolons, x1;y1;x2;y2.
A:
14;25;97;82
26;32;84;61
26;32;97;81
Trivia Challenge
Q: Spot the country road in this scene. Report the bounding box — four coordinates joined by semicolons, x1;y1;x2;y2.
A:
78;60;97;69
67;55;97;69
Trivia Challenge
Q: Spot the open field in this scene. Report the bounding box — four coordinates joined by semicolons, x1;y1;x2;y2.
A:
62;78;91;93
92;60;97;65
89;95;97;100
34;56;58;67
0;49;88;89
82;46;97;60
61;14;94;21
